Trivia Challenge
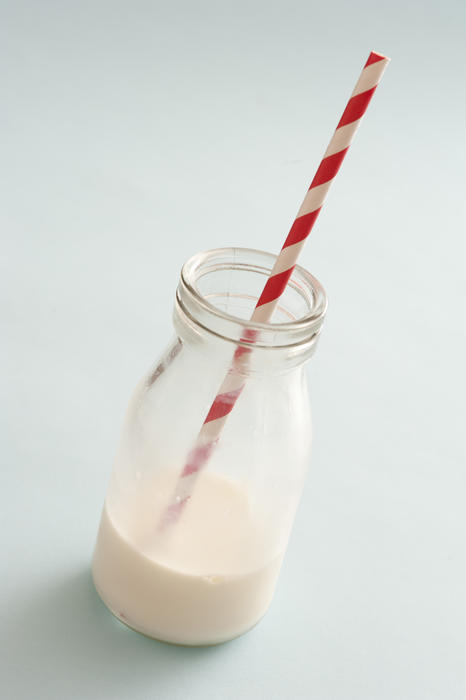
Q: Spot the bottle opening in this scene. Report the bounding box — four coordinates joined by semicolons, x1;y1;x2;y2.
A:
177;247;327;349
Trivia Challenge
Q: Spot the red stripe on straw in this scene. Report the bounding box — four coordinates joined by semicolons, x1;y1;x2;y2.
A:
234;345;252;360
365;51;386;67
337;87;377;128
283;208;322;248
256;267;294;307
182;443;217;476
233;329;257;360
310;148;349;188
204;388;243;423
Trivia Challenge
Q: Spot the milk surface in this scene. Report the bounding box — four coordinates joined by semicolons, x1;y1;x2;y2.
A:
92;471;284;645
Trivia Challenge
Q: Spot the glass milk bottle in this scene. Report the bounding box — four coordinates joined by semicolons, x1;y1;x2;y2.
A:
92;247;327;646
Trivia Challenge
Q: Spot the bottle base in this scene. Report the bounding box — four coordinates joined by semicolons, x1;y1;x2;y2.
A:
93;574;268;647
92;501;283;647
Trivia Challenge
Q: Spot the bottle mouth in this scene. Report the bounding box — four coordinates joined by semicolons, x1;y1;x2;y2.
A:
176;247;327;349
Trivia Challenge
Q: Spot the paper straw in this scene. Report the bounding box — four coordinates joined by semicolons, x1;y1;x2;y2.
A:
160;51;390;529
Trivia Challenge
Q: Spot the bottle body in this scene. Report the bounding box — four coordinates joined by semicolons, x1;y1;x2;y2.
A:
93;247;326;645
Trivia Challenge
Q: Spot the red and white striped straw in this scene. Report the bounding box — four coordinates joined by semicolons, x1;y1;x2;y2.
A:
160;51;390;529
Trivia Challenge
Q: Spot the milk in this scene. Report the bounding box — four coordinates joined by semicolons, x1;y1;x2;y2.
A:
92;471;284;645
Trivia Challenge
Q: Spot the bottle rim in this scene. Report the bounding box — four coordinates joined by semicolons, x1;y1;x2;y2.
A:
177;247;327;349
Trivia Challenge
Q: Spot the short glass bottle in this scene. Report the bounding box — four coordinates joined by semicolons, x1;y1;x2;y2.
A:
92;247;327;646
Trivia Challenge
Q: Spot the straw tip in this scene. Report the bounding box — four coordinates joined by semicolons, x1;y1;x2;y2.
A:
365;51;391;67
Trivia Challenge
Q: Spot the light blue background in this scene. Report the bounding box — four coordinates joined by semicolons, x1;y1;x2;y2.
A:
2;1;465;698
